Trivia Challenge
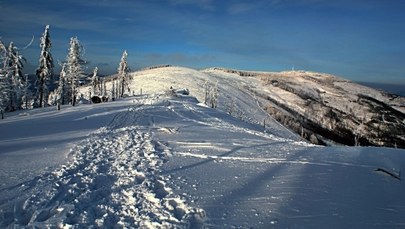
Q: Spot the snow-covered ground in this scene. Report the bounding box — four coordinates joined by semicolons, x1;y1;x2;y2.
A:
1;67;405;228
0;96;206;228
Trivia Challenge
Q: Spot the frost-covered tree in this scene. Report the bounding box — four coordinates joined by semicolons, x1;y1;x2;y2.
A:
210;82;218;108
203;80;218;108
111;78;116;100
65;37;85;106
203;80;210;105
36;25;54;108
0;41;10;118
91;66;100;96
102;79;107;98
8;42;25;83
21;74;32;110
7;42;26;111
115;79;119;99
117;50;130;97
0;74;7;117
56;63;67;110
0;40;27;114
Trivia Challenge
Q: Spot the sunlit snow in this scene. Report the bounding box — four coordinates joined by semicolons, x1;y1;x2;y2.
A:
1;67;405;228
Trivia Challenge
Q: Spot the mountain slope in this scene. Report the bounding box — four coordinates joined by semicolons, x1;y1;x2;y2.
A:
82;66;300;140
85;66;405;148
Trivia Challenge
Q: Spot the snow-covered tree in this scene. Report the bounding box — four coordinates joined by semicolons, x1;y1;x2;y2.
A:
117;50;130;98
56;63;67;110
8;42;25;83
21;74;33;110
204;81;219;108
102;79;107;97
7;42;26;111
116;79;119;99
210;82;218;108
91;66;100;96
203;80;210;105
111;78;116;100
0;73;7;117
0;41;10;118
65;37;85;106
0;39;27;114
36;25;54;108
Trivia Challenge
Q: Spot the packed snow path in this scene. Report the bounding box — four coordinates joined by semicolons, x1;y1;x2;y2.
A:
0;98;205;228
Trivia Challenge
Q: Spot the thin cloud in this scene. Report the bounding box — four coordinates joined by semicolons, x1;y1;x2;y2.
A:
227;2;264;14
168;0;216;11
0;3;104;33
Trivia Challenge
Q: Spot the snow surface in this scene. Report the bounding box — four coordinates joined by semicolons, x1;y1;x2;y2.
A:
1;66;405;228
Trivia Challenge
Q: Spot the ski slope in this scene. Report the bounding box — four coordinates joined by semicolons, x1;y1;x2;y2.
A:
1;66;405;228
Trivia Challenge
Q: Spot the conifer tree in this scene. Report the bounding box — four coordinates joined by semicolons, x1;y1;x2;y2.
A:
111;78;116;101
56;63;67;110
91;66;100;96
36;25;53;108
117;50;130;97
21;74;32;110
65;37;85;106
7;42;26;110
102;79;107;98
203;80;219;108
210;82;218;108
203;80;209;105
0;41;10;118
115;79;119;99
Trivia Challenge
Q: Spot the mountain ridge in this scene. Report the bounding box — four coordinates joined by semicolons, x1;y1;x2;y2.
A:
208;67;405;147
78;65;405;148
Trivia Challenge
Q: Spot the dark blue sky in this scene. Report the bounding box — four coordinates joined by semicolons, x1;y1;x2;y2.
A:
1;0;405;84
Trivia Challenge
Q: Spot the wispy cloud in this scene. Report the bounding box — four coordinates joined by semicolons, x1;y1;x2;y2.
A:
0;2;105;35
168;0;216;11
227;2;265;14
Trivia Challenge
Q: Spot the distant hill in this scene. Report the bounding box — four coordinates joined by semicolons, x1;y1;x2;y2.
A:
357;81;405;97
78;66;405;148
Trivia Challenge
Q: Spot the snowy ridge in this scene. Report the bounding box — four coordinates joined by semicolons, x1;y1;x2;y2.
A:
203;68;405;147
109;66;404;147
79;66;298;141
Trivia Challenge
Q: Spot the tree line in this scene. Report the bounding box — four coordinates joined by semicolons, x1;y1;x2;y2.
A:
0;25;130;118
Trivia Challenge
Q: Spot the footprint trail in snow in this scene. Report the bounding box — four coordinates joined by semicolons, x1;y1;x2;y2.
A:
7;105;205;228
